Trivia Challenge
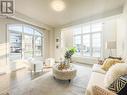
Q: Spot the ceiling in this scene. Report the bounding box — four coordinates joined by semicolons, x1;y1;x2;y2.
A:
15;0;125;28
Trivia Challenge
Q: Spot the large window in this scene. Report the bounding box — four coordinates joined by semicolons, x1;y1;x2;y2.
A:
24;35;33;58
73;22;103;57
10;32;22;62
8;24;43;61
34;31;42;56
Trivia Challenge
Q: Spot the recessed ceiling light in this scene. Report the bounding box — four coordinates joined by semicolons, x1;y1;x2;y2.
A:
51;0;66;12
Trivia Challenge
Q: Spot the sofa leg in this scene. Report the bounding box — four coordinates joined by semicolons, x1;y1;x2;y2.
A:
69;79;71;82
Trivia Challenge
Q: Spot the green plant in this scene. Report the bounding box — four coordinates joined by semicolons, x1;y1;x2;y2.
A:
64;47;77;59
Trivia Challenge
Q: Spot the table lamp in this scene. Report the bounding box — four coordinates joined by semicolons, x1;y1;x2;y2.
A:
106;41;116;56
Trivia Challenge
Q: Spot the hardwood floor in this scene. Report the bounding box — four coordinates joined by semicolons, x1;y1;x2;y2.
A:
0;63;92;95
0;68;51;94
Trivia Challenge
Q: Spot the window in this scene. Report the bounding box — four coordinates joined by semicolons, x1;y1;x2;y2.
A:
73;22;103;57
10;32;22;61
83;34;90;56
24;26;34;35
24;35;33;58
73;27;82;35
83;25;90;33
8;24;43;61
92;33;101;57
9;25;22;32
34;31;42;56
73;35;81;55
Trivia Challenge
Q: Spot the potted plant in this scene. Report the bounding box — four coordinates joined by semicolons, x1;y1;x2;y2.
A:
64;47;77;67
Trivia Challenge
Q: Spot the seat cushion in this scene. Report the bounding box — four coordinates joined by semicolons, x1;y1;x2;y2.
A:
92;64;106;74
85;72;105;95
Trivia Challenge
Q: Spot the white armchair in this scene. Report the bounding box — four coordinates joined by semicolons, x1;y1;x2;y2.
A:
25;58;43;73
44;58;55;67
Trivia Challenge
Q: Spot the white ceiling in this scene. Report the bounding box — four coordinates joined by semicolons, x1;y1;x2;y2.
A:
15;0;124;28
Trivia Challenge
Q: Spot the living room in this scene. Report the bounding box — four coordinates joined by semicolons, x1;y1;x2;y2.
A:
0;0;127;95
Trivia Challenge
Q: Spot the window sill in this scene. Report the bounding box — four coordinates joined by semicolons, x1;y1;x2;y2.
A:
72;56;98;64
72;56;99;60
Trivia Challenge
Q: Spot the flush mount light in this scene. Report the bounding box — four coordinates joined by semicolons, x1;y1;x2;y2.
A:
51;0;66;12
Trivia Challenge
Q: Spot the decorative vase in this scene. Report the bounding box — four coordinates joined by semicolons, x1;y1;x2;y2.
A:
65;58;70;68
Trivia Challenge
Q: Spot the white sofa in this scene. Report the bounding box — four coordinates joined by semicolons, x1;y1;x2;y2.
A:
85;64;117;95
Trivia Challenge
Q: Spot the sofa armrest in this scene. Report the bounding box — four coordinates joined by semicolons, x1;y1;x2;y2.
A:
92;85;117;95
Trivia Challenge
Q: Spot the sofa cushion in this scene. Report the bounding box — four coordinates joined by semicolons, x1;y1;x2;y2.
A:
108;75;127;95
104;63;127;87
101;58;122;71
92;64;106;74
85;72;105;95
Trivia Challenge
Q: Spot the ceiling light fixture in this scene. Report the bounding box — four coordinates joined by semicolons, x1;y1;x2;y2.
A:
51;0;66;12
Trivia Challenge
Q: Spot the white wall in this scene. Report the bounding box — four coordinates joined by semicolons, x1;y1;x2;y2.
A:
0;18;51;67
49;29;55;58
55;17;118;64
54;28;62;62
116;1;127;58
62;29;73;49
123;1;127;57
116;15;126;57
103;18;117;58
0;19;8;68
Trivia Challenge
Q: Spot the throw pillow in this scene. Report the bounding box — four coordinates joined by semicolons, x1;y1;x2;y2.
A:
108;56;122;60
108;75;127;95
101;58;122;71
104;63;127;87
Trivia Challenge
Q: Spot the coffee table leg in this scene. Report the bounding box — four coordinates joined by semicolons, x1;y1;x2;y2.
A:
53;76;55;79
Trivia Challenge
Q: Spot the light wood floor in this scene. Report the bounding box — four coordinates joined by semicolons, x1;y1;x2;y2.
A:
0;63;92;95
0;68;51;94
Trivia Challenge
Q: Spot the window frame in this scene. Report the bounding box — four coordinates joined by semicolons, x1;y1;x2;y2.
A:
8;24;44;59
73;22;103;58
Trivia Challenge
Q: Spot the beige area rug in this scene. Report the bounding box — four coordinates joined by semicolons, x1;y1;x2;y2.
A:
7;64;92;95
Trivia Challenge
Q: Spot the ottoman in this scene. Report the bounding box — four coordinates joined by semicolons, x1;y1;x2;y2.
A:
52;64;77;82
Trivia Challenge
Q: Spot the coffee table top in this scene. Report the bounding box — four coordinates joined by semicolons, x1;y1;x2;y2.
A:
53;63;76;72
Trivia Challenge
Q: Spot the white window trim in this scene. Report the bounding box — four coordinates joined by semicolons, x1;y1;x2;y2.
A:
7;24;44;59
73;23;103;58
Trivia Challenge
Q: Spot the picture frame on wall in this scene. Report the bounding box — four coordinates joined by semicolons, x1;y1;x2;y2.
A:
56;45;59;49
56;38;59;42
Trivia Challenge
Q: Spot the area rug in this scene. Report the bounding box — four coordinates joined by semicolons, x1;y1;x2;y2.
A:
8;64;92;95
